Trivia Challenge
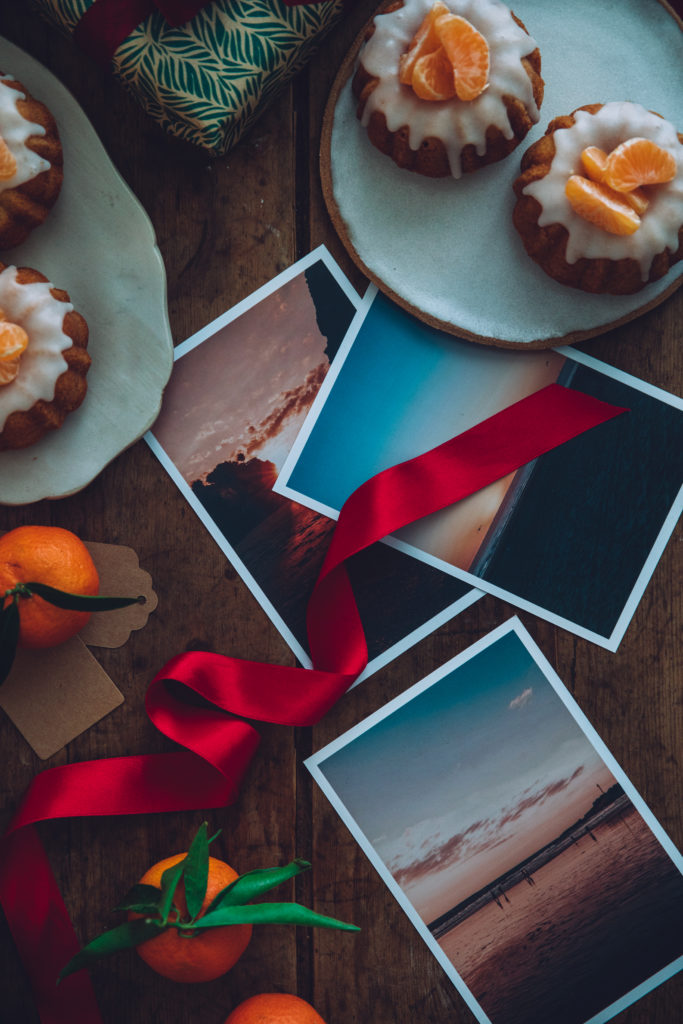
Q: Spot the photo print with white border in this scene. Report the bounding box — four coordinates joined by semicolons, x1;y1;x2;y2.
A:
307;617;683;1024
276;288;683;651
146;250;480;684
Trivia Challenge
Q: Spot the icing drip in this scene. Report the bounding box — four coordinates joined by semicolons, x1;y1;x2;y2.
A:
359;0;540;177
0;266;73;431
523;102;683;279
0;76;50;193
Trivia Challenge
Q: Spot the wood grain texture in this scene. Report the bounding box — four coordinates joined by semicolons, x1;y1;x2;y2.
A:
0;1;681;1022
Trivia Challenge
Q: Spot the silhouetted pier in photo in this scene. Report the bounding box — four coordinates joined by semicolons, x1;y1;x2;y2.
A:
429;785;629;939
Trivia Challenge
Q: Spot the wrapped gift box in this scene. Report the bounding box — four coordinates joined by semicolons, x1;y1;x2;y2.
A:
30;0;345;154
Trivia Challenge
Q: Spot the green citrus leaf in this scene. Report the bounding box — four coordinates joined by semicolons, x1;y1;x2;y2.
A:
183;822;210;921
159;859;186;925
191;902;360;932
22;582;145;612
113;883;165;914
114;902;161;916
0;598;20;687
205;859;311;914
58;918;164;982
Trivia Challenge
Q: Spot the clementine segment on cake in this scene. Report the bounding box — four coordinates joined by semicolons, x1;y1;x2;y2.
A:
565;175;641;236
579;146;649;215
399;3;489;103
0;316;28;362
411;48;456;101
398;0;450;84
436;13;489;101
604;136;676;192
0;137;16;181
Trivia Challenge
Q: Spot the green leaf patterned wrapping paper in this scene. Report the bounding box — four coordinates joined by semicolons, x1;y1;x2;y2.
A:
29;0;345;153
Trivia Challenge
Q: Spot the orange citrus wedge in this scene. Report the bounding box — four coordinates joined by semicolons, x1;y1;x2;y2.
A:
580;146;649;216
604;137;676;192
0;137;16;182
580;146;608;182
0;318;28;361
399;0;450;86
435;13;489;102
565;175;641;235
411;48;457;102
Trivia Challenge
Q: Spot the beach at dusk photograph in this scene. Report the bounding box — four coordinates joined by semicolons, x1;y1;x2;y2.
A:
308;620;683;1024
147;253;478;675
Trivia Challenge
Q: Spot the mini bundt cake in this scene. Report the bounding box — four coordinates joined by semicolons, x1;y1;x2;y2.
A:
512;102;683;294
352;0;543;178
0;74;64;249
0;263;89;450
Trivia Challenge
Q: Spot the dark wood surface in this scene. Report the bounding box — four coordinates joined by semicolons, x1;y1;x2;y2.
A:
1;3;681;1022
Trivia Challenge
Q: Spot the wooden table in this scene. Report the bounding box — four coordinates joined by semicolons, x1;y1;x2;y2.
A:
1;3;681;1022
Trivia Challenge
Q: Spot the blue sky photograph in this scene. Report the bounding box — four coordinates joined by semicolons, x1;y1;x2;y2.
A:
280;292;683;644
286;292;563;515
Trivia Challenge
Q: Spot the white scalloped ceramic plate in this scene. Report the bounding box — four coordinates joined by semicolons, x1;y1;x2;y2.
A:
321;0;683;348
0;37;173;504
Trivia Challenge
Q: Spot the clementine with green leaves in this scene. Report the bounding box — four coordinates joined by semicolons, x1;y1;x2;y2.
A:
59;823;359;985
132;853;252;983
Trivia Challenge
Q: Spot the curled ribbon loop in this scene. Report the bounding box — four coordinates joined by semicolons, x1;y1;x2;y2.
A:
0;383;626;1024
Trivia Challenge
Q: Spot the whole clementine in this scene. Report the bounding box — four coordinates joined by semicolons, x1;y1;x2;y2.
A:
0;525;99;648
131;853;253;983
223;992;327;1024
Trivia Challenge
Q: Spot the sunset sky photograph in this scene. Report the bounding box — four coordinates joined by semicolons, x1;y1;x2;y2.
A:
152;263;344;484
316;625;615;925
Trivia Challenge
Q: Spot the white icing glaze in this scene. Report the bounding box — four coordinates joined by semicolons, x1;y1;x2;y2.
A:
0;76;50;193
523;102;683;279
0;266;72;431
358;0;540;177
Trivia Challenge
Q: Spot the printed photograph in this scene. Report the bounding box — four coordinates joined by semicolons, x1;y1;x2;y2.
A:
277;289;683;649
147;251;479;677
307;619;683;1024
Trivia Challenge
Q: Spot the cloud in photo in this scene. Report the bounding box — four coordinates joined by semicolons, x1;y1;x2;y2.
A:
509;687;533;710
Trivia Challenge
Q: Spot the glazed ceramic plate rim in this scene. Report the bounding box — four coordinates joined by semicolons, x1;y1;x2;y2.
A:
0;37;174;504
321;0;683;349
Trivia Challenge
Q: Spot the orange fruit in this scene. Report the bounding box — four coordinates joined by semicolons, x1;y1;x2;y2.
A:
580;145;608;182
411;47;456;102
565;175;641;236
0;137;16;181
223;992;327;1024
131;853;253;983
580;146;649;215
0;525;99;648
0;316;29;362
436;13;489;102
399;0;450;85
604;137;676;192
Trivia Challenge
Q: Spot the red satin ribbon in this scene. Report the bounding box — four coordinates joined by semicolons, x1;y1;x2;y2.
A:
0;383;626;1023
74;0;333;66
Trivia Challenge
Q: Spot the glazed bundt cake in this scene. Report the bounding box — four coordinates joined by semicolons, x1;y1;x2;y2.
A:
0;263;89;450
512;102;683;294
352;0;543;178
0;74;64;249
